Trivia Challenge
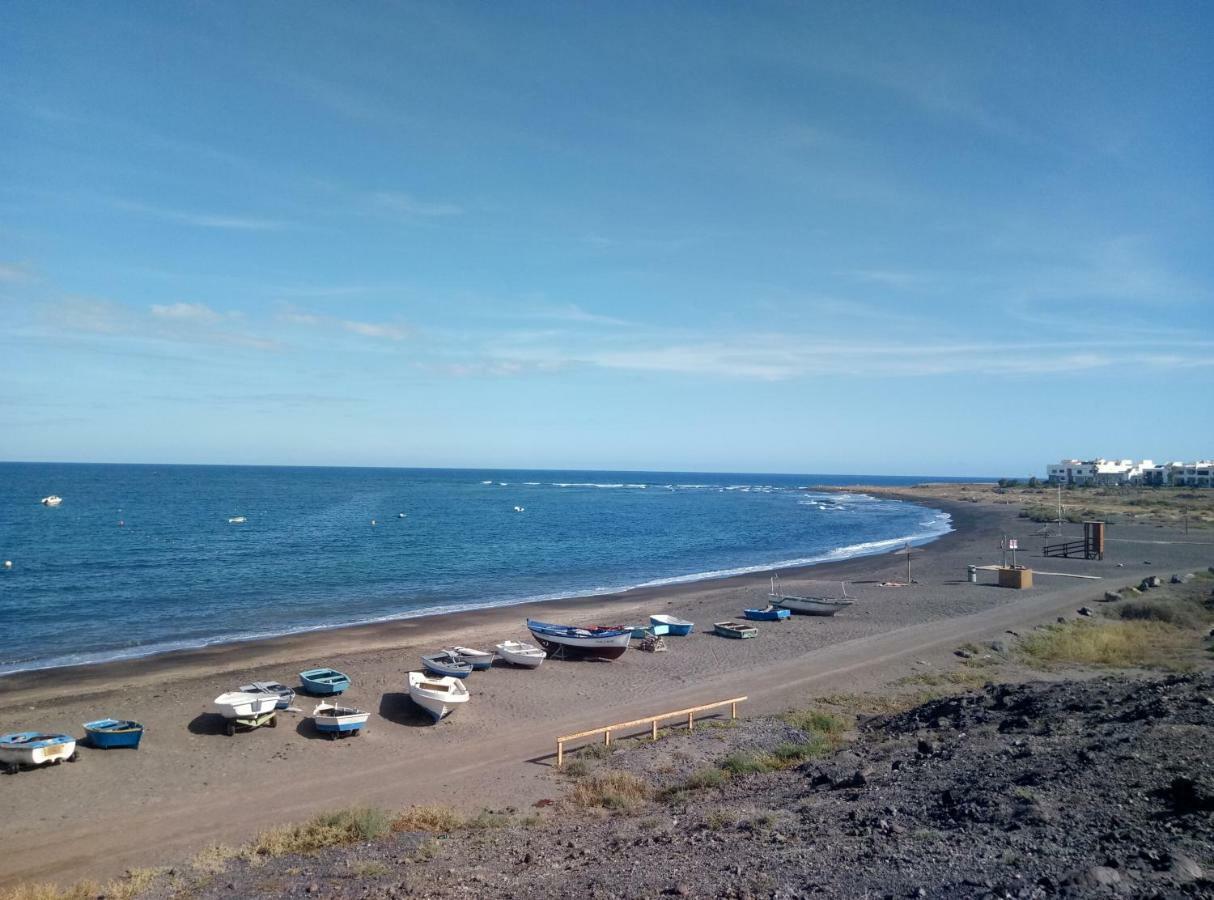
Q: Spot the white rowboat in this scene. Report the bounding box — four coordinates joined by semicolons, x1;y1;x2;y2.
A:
407;671;470;722
213;691;279;719
494;640;545;668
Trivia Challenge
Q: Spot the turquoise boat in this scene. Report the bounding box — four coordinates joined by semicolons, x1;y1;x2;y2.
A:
299;668;350;695
83;719;144;749
649;614;694;636
743;606;790;622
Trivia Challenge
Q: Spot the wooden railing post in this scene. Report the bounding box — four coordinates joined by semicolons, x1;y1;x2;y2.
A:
554;696;747;764
651;720;658;740
731;701;737;720
557;740;563;768
604;730;611;747
688;711;694;731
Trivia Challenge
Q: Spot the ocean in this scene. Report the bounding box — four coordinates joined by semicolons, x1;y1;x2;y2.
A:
0;464;965;676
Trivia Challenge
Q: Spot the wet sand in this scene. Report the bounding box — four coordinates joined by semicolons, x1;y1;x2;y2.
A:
1;495;1210;887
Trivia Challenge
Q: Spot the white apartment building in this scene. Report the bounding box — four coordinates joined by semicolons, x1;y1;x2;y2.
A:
1046;458;1213;487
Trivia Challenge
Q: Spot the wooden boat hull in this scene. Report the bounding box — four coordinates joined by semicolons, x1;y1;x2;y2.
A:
526;619;631;660
408;672;470;722
0;733;77;770
650;615;694;636
83;719;144;749
713;621;758;639
743;607;790;621
769;595;854;616
495;641;545;668
298;668;351;695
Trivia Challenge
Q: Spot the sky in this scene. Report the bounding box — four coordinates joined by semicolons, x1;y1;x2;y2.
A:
2;1;1212;476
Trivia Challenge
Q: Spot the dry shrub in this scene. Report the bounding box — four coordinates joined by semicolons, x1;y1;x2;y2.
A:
246;806;390;860
0;869;165;900
569;771;652;810
392;805;464;833
192;843;241;874
1020;620;1191;669
1118;599;1205;630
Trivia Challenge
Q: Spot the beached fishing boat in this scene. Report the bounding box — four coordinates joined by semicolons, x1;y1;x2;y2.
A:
311;702;369;738
743;605;791;622
713;621;758;639
448;646;494;670
494;640;545;668
649;614;694;636
82;718;144;749
526;619;632;660
0;732;77;773
238;681;296;710
768;575;854;616
298;668;350;695
422;651;474;679
407;671;470;722
213;691;279;720
40;495;62;507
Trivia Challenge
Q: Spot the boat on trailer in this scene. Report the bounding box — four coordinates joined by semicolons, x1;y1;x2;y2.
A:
238;681;296;709
407;671;470;722
743;605;790;622
312;702;369;738
768;575;854;616
422;651;474;679
298;668;351;695
448;646;494;670
649;614;694;636
526;619;632;660
0;732;77;773
713;621;758;639
82;719;144;749
494;640;545;668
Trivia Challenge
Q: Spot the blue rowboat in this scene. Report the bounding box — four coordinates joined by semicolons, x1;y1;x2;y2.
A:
83;718;144;749
312;703;369;739
743;606;791;622
299;668;350;695
650;614;694;636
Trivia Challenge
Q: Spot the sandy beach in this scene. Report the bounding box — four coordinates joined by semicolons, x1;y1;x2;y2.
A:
2;494;1211;888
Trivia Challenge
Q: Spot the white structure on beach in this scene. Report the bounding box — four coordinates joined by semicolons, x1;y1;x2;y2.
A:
1047;458;1213;488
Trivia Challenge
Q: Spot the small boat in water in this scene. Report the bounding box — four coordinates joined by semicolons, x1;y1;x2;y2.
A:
448;646;494;670
526;619;632;660
0;732;77;773
299;668;351;695
228;516;246;524
408;671;470;722
713;621;758;639
82;718;144;749
743;605;791;622
238;681;296;710
40;495;63;507
422;651;474;679
312;702;369;738
768;575;854;616
649;614;694;636
494;640;545;668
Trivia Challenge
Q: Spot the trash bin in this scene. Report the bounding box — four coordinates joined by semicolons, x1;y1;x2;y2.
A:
967;565;977;583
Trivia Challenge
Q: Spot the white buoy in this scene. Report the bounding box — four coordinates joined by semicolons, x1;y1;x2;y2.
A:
398;512;406;518
514;506;525;512
371;519;377;526
3;560;11;569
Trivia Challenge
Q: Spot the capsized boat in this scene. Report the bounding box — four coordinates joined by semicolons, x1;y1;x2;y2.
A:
312;702;369;738
40;495;63;507
299;668;351;695
0;732;77;773
238;681;296;710
743;605;791;622
768;575;854;616
713;621;758;639
407;671;470;722
526;619;632;660
649;614;694;636
448;646;494;671
82;718;144;749
422;651;474;679
494;640;545;668
213;691;279;719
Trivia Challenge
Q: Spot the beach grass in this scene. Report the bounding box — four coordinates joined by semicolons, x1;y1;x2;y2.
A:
391;804;464;833
245;806;391;860
569;771;653;810
1019;619;1194;669
0;867;166;900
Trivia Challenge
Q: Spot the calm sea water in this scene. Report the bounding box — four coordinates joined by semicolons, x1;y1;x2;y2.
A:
0;464;967;675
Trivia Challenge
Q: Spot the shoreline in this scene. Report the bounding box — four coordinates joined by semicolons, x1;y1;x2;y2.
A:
0;491;965;699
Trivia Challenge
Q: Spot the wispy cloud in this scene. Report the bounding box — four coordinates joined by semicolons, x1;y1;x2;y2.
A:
150;302;222;323
0;261;36;282
341;319;409;340
277;304;410;341
43;296;279;351
114;199;288;231
370;191;463;218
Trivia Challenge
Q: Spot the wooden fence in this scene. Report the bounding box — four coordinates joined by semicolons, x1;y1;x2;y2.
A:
555;696;747;767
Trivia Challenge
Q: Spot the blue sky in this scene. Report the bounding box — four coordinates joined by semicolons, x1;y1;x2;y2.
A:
2;1;1211;475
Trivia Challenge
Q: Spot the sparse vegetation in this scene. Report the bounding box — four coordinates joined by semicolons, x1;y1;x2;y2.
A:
0;868;167;900
245;806;391;860
348;860;390;878
720;751;775;775
569;771;652;810
412;837;442;862
392;805;464;834
1019;619;1194;669
561;758;591;777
